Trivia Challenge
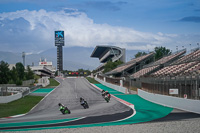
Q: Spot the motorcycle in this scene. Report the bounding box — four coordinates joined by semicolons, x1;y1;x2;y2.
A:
104;95;110;103
59;103;71;114
81;100;89;109
102;91;111;103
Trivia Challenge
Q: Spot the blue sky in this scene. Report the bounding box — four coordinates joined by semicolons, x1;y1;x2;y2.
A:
0;0;199;53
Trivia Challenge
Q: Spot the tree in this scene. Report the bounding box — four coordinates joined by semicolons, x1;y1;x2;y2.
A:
0;61;10;84
135;52;147;58
10;66;18;84
26;65;34;80
15;62;25;80
55;70;58;76
154;46;171;61
103;60;123;73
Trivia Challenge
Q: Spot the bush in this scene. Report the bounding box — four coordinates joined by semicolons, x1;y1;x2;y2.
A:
16;79;22;85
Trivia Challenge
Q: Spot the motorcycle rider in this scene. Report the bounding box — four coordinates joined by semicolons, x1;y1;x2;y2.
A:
80;97;85;105
105;91;111;99
102;90;106;97
80;97;89;109
58;103;70;114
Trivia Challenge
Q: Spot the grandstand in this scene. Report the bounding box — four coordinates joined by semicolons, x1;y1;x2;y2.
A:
151;48;200;77
152;61;198;77
106;52;154;77
93;63;106;74
131;49;186;78
94;47;200;100
171;48;200;65
91;46;126;74
141;48;200;99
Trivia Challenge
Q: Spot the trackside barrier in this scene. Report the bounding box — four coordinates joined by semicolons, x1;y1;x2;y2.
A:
138;89;200;114
0;93;22;103
0;87;30;103
95;77;127;94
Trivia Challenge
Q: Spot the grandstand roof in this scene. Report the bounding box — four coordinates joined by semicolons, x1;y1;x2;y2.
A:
91;46;110;58
91;45;125;63
106;52;154;75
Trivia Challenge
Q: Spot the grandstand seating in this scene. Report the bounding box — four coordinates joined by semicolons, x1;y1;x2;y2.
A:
183;62;200;76
144;49;186;68
150;49;200;77
131;65;159;78
106;52;154;75
172;49;200;64
152;61;199;77
131;50;186;78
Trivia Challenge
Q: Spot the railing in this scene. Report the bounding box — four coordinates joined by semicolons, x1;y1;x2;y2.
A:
97;75;130;91
140;76;200;100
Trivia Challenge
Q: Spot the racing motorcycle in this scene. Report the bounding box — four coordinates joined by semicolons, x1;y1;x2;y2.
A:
102;90;111;103
58;103;71;114
104;95;110;103
80;97;89;109
81;100;89;109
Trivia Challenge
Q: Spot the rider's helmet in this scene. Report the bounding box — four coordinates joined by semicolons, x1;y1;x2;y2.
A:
80;97;84;101
58;103;61;106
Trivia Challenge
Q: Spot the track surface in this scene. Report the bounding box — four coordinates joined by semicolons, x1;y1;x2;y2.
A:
0;77;131;130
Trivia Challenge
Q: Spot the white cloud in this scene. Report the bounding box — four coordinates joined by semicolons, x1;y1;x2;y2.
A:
0;9;199;53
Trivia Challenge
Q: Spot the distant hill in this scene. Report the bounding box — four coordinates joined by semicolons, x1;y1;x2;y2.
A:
0;47;144;70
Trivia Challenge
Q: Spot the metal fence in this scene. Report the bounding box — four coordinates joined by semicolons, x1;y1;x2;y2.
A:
0;84;16;96
97;74;200;100
141;76;200;100
97;75;131;90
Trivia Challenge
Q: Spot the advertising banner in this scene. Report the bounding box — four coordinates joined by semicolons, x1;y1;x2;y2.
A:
169;89;179;95
55;31;64;46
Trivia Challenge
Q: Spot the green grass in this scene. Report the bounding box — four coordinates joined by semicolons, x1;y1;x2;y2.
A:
0;95;43;118
86;77;100;84
45;78;60;88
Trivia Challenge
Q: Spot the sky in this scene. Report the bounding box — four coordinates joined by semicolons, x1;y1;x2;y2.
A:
0;0;200;54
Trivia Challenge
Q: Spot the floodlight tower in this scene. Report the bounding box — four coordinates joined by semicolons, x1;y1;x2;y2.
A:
22;52;25;66
55;31;64;75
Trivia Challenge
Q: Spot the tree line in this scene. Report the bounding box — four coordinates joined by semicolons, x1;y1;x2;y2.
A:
0;61;35;85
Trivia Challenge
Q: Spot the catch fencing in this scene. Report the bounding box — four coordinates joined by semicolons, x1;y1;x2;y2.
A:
141;76;200;100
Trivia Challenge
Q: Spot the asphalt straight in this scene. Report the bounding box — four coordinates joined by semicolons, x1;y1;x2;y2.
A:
0;77;131;131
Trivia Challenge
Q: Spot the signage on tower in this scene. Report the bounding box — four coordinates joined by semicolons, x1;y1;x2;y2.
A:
55;31;64;46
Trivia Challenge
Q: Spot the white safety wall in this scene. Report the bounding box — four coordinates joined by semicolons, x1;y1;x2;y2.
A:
95;77;127;94
138;89;200;114
0;87;30;103
0;93;22;103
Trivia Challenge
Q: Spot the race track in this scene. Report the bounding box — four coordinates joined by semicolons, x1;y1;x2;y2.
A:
0;77;132;130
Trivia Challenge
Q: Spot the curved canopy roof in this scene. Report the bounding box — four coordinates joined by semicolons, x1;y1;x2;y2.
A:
91;45;125;63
